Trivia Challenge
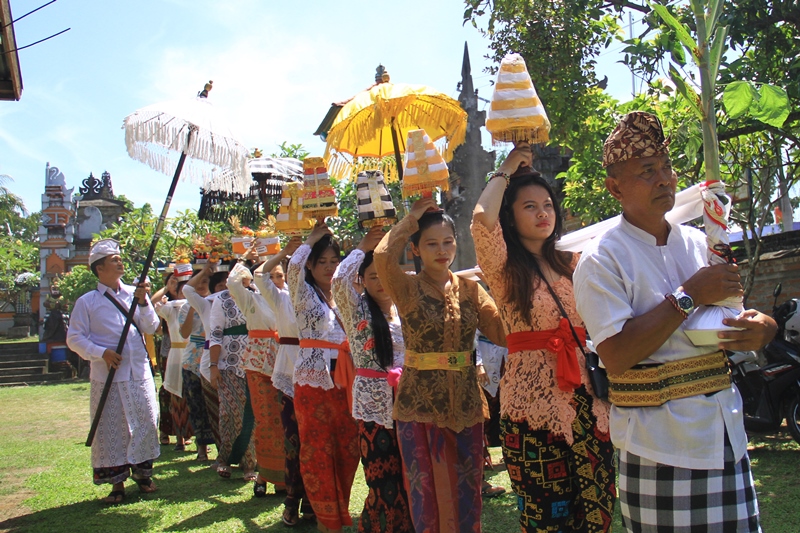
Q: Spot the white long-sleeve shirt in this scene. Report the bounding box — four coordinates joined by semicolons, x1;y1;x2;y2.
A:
227;263;279;375
182;284;220;381
67;281;160;383
253;270;299;397
574;216;747;470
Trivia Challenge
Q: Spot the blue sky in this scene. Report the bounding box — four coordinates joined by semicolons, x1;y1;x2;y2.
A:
1;0;638;214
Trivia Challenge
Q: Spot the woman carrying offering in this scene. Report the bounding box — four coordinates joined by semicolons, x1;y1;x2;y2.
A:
226;259;286;498
373;198;505;533
208;270;258;480
178;272;215;462
183;265;227;458
288;224;360;533
254;237;314;526
471;142;614;532
331;227;413;533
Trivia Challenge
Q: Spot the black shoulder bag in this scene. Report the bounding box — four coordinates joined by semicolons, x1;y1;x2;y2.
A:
538;273;609;401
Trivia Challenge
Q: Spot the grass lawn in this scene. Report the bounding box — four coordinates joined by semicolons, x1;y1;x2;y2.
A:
0;382;797;532
0;336;38;345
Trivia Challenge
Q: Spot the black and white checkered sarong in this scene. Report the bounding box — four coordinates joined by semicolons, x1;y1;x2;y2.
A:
618;437;760;532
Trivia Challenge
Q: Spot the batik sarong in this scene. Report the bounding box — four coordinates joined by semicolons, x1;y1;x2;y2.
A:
246;370;286;487
200;375;221;447
501;389;616;533
358;420;413;533
183;369;214;445
294;384;360;530
90;379;160;481
619;434;760;533
281;395;313;515
217;367;256;469
396;421;484;533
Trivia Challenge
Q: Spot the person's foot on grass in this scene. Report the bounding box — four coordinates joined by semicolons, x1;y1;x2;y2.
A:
101;482;125;504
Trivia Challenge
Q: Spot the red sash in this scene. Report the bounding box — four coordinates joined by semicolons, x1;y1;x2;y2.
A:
506;318;585;391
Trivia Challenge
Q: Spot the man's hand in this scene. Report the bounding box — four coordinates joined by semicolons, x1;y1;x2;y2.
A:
102;349;122;370
134;283;151;306
209;366;220;389
718;309;777;351
682;264;742;306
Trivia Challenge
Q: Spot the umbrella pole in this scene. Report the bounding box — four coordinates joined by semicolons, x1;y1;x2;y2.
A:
390;118;404;181
86;132;193;447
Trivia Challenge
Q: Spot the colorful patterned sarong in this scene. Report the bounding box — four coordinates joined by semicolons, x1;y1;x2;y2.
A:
200;375;221;447
246;370;286;487
294;384;360;530
501;387;616;532
281;395;313;515
358;420;413;533
396;420;484;533
217;367;256;469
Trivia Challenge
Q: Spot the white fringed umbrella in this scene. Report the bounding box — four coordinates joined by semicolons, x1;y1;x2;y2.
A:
123;81;250;189
87;81;250;447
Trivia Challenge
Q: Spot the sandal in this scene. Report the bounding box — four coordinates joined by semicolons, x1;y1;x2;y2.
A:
217;464;231;478
282;506;300;526
101;489;125;504
174;443;186;452
243;471;258;482
196;451;209;461
253;480;267;498
133;477;158;494
160;435;170;445
481;481;506;498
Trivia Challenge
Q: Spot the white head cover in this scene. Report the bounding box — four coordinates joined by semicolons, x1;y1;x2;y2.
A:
89;238;121;266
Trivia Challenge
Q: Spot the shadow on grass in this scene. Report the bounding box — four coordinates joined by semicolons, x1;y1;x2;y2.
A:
0;448;292;533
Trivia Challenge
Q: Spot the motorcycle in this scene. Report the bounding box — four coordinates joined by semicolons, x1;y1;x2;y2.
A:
728;283;800;444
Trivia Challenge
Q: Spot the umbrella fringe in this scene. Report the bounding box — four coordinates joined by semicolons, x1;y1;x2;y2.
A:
326;153;400;183
124;111;249;192
401;179;450;199
490;127;550;146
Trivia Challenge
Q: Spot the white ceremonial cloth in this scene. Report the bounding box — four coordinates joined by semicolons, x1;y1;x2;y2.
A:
155;299;188;396
254;271;300;397
89;378;160;468
67;282;160;383
182;284;220;382
573;216;747;470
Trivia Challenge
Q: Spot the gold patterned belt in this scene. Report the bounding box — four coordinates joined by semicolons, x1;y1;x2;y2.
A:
608;351;731;407
171;341;188;349
404;350;472;370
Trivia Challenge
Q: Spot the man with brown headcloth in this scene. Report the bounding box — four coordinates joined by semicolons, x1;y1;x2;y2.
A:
573;112;775;532
67;239;161;504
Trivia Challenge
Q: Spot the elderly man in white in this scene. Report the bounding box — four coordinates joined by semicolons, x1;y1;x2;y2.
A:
67;239;161;504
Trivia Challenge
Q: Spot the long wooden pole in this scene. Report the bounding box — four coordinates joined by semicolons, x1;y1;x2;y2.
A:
86;128;193;447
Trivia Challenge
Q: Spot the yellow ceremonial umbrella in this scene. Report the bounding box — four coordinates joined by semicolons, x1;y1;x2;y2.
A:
322;66;467;182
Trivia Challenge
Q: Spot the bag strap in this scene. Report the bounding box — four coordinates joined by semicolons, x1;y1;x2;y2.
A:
536;266;588;359
101;289;144;340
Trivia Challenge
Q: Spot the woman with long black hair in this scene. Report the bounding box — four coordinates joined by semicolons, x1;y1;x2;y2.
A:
471;142;614;532
288;223;360;533
332;227;413;533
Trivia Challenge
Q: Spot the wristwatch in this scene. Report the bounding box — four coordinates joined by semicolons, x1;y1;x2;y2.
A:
666;289;695;318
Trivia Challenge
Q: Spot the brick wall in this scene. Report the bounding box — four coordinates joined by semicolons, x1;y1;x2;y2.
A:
739;250;800;313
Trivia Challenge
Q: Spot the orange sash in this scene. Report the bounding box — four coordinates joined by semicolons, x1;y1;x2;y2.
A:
248;329;279;340
299;339;355;412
